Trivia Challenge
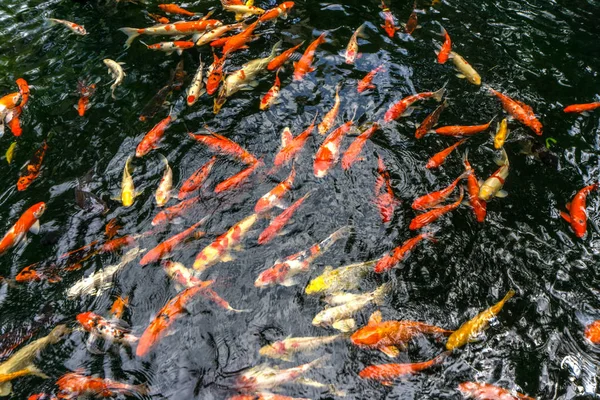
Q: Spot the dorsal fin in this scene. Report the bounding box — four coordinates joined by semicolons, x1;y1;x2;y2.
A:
368;310;382;326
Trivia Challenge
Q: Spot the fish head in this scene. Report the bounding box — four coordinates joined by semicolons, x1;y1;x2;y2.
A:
15;264;42;282
469;74;481;85
304;277;325;295
76;311;100;331
75;26;87;35
32;202;47;219
281;1;295;10
259;341;287;358
478;186;495;202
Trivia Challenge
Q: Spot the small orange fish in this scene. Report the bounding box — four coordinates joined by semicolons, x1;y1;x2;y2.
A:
206;53;227;96
415;100;447;139
268;41;304;71
140;219;205;265
374;155;400;223
152;195;200;226
458;382;535;400
293;32;326;81
7;78;29;136
358;65;384;93
158;3;196;17
409;187;463;230
404;1;419;34
374;233;434;273
488;87;543;135
56;372;148;398
258;1;295;23
359;352;448;384
255;166;295;213
318;84;341;135
271;116;316;171
178;156;217;199
560;183;597;238
258;191;311;245
384;87;445;122
148;13;170;25
564;102;600;114
214;160;263;193
314;120;354;178
433;120;493;136
425;138;467;169
189;127;257;165
585;320;600;344
101;235;137;253
17;140;48;191
104;218;121;240
135;112;175;157
109;296;129;319
463;151;487;223
341;123;379;170
436;26;451;64
223;20;260;55
380;0;400;38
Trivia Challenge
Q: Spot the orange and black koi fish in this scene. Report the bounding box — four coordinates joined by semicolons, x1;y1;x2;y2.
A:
17;140;47;191
178;156;217;199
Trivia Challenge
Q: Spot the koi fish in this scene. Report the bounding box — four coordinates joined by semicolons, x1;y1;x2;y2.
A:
267;41;304;71
258;191;311;245
487;87;543;135
458;382;535;400
271;115;317;170
195;23;244;47
158;3;196;16
415;99;447;139
8;78;30;136
236;357;326;392
109;296;129;319
101;235;138;253
155;155;173;207
258;1;295;23
214;160;263;193
293;32;326;81
47;18;87;35
103;59;125;99
76;312;138;347
409;187;464;230
255;166;295;213
342;123;379;170
0;202;45;255
223;20;261;56
189;127;257;165
314;120;355;178
404;2;419;34
450;51;481;85
143;40;195;55
359;352;448;384
560;183;598;238
564;102;600;114
187;56;205;106
77;81;96;117
446;289;515;350
494;118;509;149
5;142;16;164
585;320;600;344
259;334;340;361
305;260;376;296
114;156;140;207
119;19;223;48
206;53;226;95
384;86;445;122
463;150;487;222
17;140;48;191
358;65;384;93
433;119;493;136
380;0;400;38
345;23;366;64
351;310;453;357
178;156;217;199
436;26;451;64
374;155;400;223
139;62;183;121
136;285;205;356
105;219;121;240
412;172;468;211
374;233;435;273
260;70;281;111
56;372;148;399
147;13;170;25
318;83;341;135
193;213;259;272
136;112;175;157
312;283;389;332
478;148;509;201
140;219;205;265
152;195;200;226
220;0;265;21
0;366;47;385
426;138;467;169
0;91;22;136
255;226;351;288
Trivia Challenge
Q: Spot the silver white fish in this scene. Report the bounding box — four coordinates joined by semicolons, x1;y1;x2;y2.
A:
259;335;341;361
155;155;172;207
186;56;205;106
103;59;126;99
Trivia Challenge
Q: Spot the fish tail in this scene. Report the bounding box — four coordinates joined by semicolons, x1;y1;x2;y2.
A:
269;39;283;59
26;364;49;379
159;153;169;168
118;27;141;48
432;351;450;365
432;83;446;102
372;282;390;305
307;355;330;370
322;225;352;249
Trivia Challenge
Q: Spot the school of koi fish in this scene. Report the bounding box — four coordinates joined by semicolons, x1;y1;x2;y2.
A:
1;0;600;399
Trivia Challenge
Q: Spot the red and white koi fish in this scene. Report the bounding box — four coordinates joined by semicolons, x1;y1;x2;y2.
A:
358;65;384;93
155;155;173;207
314;119;355;178
0;90;22;136
268;41;304;71
47;18;87;35
564;102;600;114
140;219;206;265
359;352;448;385
374;155;400;223
0;202;45;255
458;382;535;400
271;115;317;171
374;233;435;273
193;213;259;272
158;3;196;16
412;171;469;210
214;160;263;193
119;18;223;48
425;138;467;169
318;83;341;135
293;32;326;81
415;99;447;139
345;23;366;64
56;372;148;399
260;70;281;111
236;357;325;392
380;0;400;38
487;87;543;135
143;40;194;55
258;1;295;23
384;86;445;122
436;26;451;64
463;151;487;222
560;183;597;238
409;187;464;230
258;191;311;245
433;119;493;136
76;312;138;346
151;195;200;226
7;78;29;136
135;111;176;157
255;166;295;213
189;128;258;165
342;123;379;170
478;148;509;201
254;226;351;287
187;56;205;106
206;53;226;95
178;156;217;199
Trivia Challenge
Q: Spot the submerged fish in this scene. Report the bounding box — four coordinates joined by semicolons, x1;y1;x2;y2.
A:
259;335;340;361
56;372;148;399
384;86;445;122
318;83;342;135
359;352;448;384
103;59;126;99
305;260;376;296
0;202;45;256
345;23;366;65
47;18;87;35
236;357;326;392
450;51;481;85
76;312;138;348
114;156;140;207
17;140;48;191
293;32;326;81
374;233;435;273
155;155;173;207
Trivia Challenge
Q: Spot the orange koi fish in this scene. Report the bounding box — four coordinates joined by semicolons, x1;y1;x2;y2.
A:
17;140;48;191
136;285;205;357
271;116;316;171
255;166;295;213
193;213;259;272
0;90;22;136
189;128;257;165
463;151;486;222
143;40;195;56
345;23;366;64
109;296;129;319
404;2;419;34
293;32;327;81
260;70;281;111
56;372;148;398
76;312;138;346
318;83;341;135
258;1;295;23
105;219;121;240
267;41;304;71
433;119;493;136
206;53;227;95
135;111;175;157
351;310;452;357
560;183;597;238
0;202;45;255
487;87;543;135
436;26;451;64
359;352;448;384
258;191;311;245
409;187;463;230
380;0;400;38
77;81;96;117
341;123;379;170
564;102;600;114
178;156;217;199
214;160;263;193
415;99;447;139
458;382;535;400
151;195;200;226
384;86;445;122
101;234;138;253
374;233;434;273
426;138;467;169
585;320;600;344
158;3;196;16
119;18;223;48
314;120;354;178
358;65;384;93
140;219;206;265
7;79;29;136
412;171;468;211
147;13;170;25
223;20;260;55
374;155;400;223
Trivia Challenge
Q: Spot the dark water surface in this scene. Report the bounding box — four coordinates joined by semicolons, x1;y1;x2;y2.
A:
2;0;600;398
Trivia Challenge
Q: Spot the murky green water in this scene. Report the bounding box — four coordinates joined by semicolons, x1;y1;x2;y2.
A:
2;0;600;398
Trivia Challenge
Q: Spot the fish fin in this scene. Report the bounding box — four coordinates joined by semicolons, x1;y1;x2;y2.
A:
372;282;390;305
368;310;382;326
560;210;571;223
401;107;415;117
221;253;235;262
281;276;298;287
281;127;293;148
380;345;400;358
495;190;508;198
248;80;260;88
176;49;183;56
26;364;49;379
332;318;355;332
456;73;466;79
566;202;571;211
461;200;471;207
29;220;40;234
118;27;140;48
